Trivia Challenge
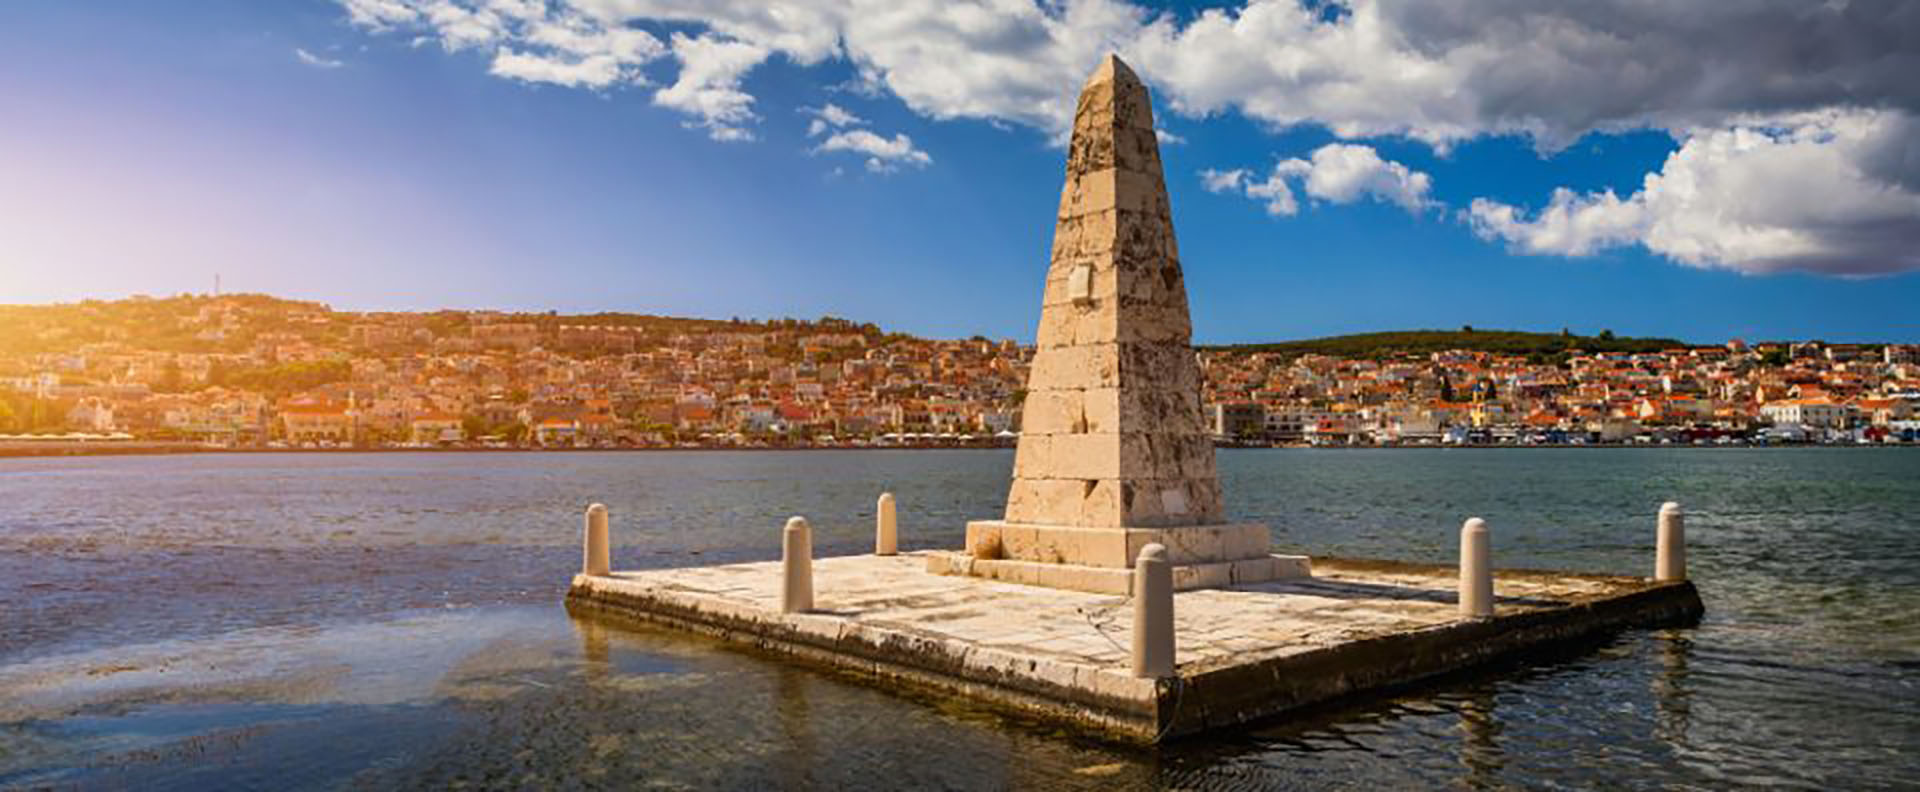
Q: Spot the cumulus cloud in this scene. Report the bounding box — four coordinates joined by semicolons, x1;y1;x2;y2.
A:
415;0;504;52
345;0;665;90
294;47;345;69
340;0;420;30
1467;110;1920;276
1287;144;1432;212
336;0;1920;274
348;0;1920;150
488;14;665;87
1202;166;1297;216
1133;0;1920;151
799;102;929;173
654;32;769;141
816;129;932;173
490;48;611;86
803;103;865;137
1199;168;1246;194
838;0;1149;137
1205;143;1432;216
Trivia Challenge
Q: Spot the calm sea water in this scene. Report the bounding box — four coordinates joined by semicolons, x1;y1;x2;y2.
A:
1;449;1915;789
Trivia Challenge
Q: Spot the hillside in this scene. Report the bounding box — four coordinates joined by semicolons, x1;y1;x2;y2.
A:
1204;328;1688;359
0;294;882;362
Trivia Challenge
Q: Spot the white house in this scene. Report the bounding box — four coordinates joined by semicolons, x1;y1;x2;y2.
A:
1760;399;1849;429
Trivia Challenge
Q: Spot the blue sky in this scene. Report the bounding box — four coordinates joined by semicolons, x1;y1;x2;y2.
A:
2;0;1916;344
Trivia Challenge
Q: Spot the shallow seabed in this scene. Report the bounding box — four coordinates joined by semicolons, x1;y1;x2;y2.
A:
1;449;1915;788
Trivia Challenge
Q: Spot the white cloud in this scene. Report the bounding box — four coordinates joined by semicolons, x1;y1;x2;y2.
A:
340;0;420;30
816;128;932;173
294;47;345;69
488;14;665;87
1202;166;1295;216
1132;0;1920;152
1287;143;1432;212
803;103;865;137
1154;128;1184;145
489;49;611;86
1465;190;1642;259
1199;168;1245;193
800;102;928;174
337;0;1920;273
1467;110;1920;276
1206;143;1432;216
347;1;666;90
837;0;1149;138
1242;171;1298;217
653;32;769;141
341;1;1920;148
418;0;505;51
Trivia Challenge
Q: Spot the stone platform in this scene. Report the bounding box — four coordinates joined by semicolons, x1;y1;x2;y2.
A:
565;552;1703;744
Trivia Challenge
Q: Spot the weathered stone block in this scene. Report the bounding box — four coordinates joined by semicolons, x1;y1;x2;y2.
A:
1019;388;1090;435
1172;561;1233;590
1057;168;1168;219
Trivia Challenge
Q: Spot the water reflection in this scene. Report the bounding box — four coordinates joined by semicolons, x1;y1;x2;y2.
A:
1652;630;1693;745
774;666;818;788
576;614;610;666
1455;685;1504;787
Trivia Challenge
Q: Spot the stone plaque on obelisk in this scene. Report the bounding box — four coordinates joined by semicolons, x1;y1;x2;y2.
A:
930;55;1307;593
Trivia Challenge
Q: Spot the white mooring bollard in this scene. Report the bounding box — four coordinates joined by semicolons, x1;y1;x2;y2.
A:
782;516;814;614
876;492;898;556
1132;543;1175;678
1459;517;1493;618
583;503;610;576
1656;502;1686;582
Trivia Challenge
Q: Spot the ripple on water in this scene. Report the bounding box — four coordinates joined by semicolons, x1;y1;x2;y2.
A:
0;449;1916;788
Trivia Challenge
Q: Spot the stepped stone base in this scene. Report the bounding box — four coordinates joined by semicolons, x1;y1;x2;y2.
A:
929;519;1308;594
962;520;1274;568
925;550;1310;595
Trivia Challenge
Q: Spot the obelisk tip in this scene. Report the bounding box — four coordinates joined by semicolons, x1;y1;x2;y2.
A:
1084;53;1138;87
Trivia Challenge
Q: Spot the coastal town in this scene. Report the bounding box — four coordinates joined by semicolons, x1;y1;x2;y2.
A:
2;294;1916;451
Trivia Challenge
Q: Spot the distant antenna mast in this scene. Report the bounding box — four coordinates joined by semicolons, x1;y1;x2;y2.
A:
214;273;222;297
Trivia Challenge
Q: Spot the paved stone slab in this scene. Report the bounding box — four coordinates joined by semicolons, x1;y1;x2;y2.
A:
567;552;1703;743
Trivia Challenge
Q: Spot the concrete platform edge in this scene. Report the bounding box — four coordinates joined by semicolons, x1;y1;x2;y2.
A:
564;576;1166;742
1164;578;1706;739
564;565;1704;745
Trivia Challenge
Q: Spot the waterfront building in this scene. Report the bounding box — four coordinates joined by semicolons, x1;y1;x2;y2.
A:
1209;402;1266;439
281;406;352;444
534;418;579;446
409;413;463;445
1760;398;1850;429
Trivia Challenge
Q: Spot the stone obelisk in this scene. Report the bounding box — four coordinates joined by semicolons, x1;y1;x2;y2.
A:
931;55;1307;593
